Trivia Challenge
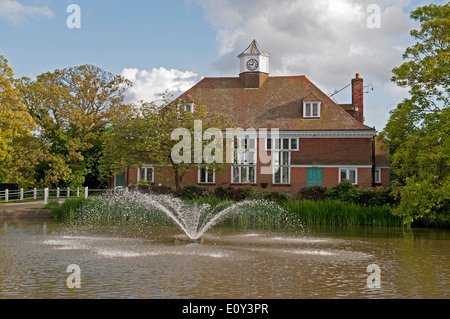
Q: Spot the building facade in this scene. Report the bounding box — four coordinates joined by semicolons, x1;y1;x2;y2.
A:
111;40;390;194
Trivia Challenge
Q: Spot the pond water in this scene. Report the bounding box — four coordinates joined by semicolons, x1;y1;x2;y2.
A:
0;218;448;299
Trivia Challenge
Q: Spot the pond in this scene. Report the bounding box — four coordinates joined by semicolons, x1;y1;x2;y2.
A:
0;218;448;299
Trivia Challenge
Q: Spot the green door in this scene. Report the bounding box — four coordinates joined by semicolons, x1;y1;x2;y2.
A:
307;168;323;186
115;173;125;187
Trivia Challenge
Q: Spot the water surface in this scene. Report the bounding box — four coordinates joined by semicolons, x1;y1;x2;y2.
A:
0;218;448;299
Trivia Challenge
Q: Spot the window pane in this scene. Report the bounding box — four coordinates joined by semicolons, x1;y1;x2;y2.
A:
207;171;214;183
146;168;153;182
139;168;145;181
375;169;380;183
283;138;289;150
249;166;255;183
282;167;289;184
248;138;255;149
305;103;311;117
273;152;280;166
349;169;356;184
233;167;240;183
200;168;206;183
248;151;256;164
291;138;297;149
281;152;289;165
241;167;248;183
274;167;281;184
340;169;347;181
312;103;319;117
267;138;272;150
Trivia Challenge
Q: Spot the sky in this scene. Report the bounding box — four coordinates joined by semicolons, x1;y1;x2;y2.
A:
0;0;445;131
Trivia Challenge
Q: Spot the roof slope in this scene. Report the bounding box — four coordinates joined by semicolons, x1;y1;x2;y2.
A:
176;75;374;131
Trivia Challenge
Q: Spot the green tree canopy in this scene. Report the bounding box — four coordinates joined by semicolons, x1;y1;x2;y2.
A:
381;2;449;224
18;64;132;187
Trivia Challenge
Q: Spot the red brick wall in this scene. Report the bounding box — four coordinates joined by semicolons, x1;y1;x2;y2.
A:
292;138;372;165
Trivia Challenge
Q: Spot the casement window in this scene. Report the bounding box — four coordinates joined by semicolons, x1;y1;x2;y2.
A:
273;151;290;184
374;168;381;184
232;137;257;184
199;168;215;184
137;166;154;183
339;168;358;185
303;101;321;118
181;103;194;113
266;138;298;151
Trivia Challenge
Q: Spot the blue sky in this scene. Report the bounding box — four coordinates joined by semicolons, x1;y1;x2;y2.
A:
0;0;446;131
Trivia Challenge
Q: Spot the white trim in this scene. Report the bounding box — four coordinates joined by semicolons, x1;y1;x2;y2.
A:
221;130;376;139
303;101;321;118
198;168;215;184
272;151;291;185
291;164;372;168
137;166;154;183
375;166;390;169
374;168;381;184
339;167;358;185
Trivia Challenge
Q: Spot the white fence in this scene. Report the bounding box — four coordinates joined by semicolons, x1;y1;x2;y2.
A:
0;187;114;205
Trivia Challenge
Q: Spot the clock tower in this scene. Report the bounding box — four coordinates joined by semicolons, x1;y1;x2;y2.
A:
238;39;270;88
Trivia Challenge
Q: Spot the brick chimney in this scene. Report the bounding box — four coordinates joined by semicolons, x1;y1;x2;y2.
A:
351;73;364;123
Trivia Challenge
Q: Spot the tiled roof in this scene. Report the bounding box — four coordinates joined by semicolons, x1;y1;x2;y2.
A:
176;75;374;131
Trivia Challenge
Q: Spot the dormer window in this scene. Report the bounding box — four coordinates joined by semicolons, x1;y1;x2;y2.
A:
183;103;194;113
303;101;321;118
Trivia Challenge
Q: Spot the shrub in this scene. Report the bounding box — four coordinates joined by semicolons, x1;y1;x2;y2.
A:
213;186;236;200
359;187;394;206
130;184;174;195
296;185;329;201
175;184;212;200
327;180;361;204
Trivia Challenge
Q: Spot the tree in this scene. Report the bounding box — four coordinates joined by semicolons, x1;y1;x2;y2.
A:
380;2;449;224
18;64;132;188
0;54;36;183
102;93;231;190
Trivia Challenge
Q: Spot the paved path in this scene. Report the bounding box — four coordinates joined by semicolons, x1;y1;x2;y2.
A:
0;199;65;210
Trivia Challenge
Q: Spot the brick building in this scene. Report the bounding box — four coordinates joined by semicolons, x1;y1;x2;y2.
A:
111;40;390;193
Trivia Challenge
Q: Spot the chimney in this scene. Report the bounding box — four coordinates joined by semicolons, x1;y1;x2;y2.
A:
351;73;364;123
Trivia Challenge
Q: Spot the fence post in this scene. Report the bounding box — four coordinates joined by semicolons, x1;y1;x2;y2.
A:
34;188;37;200
67;187;70;198
5;189;8;203
44;188;49;205
57;187;60;199
77;187;80;197
20;188;24;201
85;187;88;199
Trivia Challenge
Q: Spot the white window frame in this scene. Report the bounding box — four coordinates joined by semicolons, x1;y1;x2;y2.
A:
273;151;291;184
266;138;299;151
303;101;321;118
374;168;381;184
231;137;257;184
198;167;215;184
137;166;154;183
183;103;194;113
339;168;358;185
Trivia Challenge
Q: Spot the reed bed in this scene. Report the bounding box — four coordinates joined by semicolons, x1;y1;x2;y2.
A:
282;199;403;227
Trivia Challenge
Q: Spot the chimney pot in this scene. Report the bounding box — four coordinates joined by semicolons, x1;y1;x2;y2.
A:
356;73;360;79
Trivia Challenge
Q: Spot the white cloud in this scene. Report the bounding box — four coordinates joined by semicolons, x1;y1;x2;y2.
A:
121;67;203;104
0;0;54;25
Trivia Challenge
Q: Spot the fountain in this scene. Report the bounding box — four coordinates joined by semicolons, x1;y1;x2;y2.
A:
79;190;296;242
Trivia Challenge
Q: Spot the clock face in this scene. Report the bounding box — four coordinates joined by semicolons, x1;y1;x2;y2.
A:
246;59;259;71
